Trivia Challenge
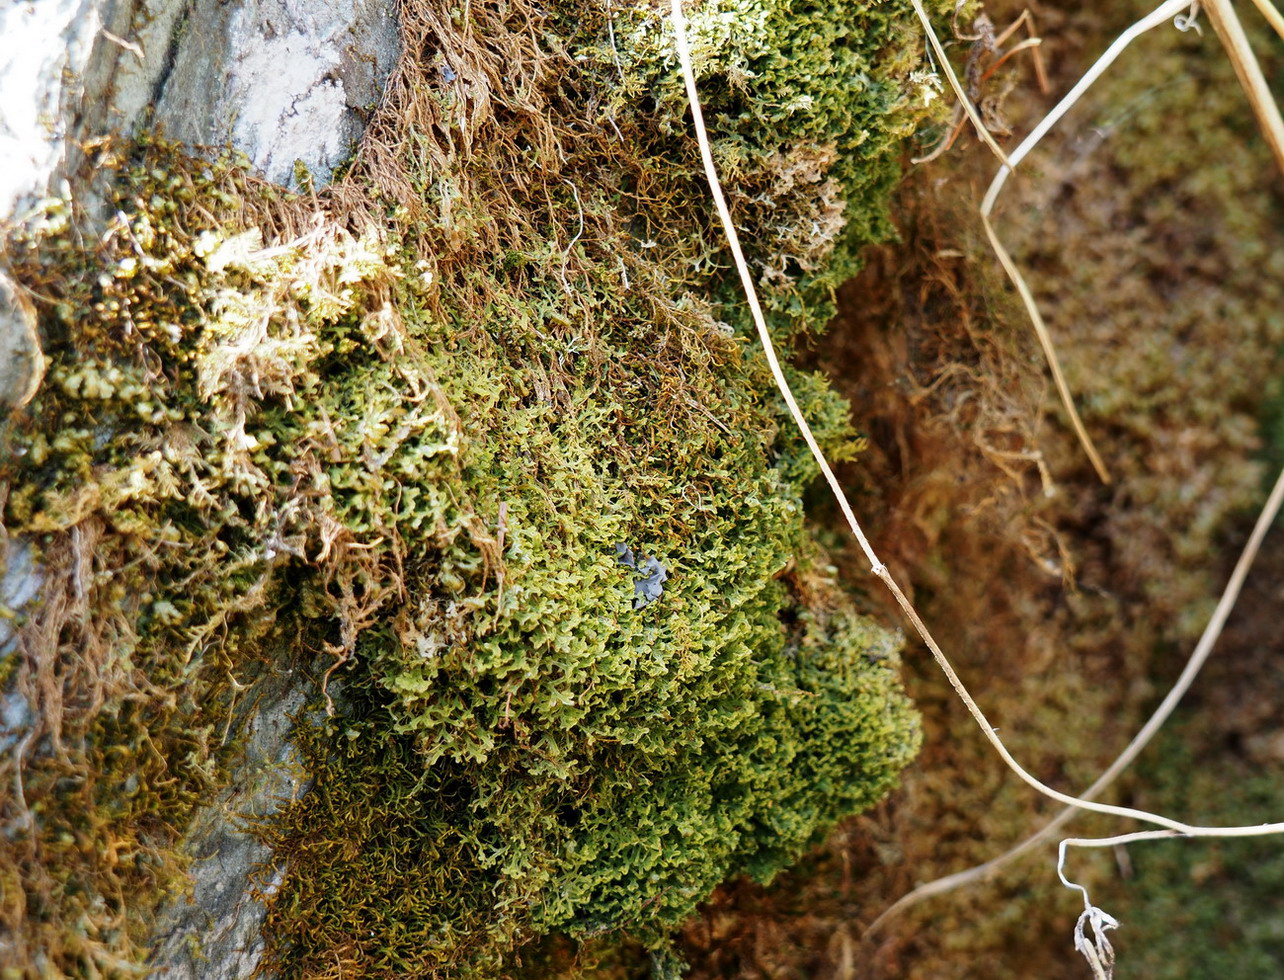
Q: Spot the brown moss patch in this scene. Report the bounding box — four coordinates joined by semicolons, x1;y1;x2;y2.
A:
677;2;1284;976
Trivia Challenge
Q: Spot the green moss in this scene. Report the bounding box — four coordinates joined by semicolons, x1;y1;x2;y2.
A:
0;153;346;977
610;0;945;322
1;0;955;975
1095;726;1284;979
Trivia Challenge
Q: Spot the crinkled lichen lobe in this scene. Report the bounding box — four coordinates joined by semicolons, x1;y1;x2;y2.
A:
0;0;954;976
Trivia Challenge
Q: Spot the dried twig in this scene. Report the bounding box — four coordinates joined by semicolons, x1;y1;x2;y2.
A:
911;0;1012;167
1058;819;1284;978
1203;0;1284;179
867;461;1284;934
982;0;1208;483
911;0;1131;482
1246;0;1284;41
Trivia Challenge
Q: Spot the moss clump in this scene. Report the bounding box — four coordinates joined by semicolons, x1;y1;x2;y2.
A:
666;1;1284;976
610;0;945;319
0;152;384;977
1;0;954;975
1097;726;1284;979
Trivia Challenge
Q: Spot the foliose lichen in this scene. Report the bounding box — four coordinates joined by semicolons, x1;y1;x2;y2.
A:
0;0;954;976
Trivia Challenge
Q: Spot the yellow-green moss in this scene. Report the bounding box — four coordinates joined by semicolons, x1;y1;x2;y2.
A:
673;2;1284;976
1;0;957;976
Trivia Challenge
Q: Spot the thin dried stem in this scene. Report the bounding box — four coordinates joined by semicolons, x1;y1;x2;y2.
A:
1059;818;1284;978
996;9;1051;93
914;0;1146;481
1203;0;1284;179
978;0;1201;484
979;37;1045;88
973;0;1284;483
977;208;1112;483
866;462;1284;935
910;0;1012;167
1246;0;1284;41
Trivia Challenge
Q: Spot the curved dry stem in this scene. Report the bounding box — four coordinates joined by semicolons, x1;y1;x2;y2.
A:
976;0;1201;484
978;207;1112;483
671;0;1281;841
980;36;1045;88
1058;820;1284;978
865;462;1284;935
919;0;1203;484
1247;0;1284;42
910;0;1012;167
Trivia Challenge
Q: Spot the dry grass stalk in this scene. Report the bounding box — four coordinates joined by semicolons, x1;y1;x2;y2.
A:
673;0;1284;969
909;0;1136;483
1204;0;1284;179
977;0;1210;484
910;0;1013;167
866;461;1284;935
1247;0;1284;40
962;0;1284;487
1057;811;1284;979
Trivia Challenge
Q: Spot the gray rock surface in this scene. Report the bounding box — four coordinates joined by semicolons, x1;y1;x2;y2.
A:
1;1;399;974
0;537;40;755
0;0;399;400
116;0;400;188
1;0;399;215
0;0;110;219
148;674;314;979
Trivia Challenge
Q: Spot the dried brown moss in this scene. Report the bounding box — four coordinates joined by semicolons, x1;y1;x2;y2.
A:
677;2;1284;976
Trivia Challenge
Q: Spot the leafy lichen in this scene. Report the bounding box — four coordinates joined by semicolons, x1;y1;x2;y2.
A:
0;0;956;976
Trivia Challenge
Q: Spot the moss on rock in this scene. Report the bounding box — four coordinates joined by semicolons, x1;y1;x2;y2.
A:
0;0;955;975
